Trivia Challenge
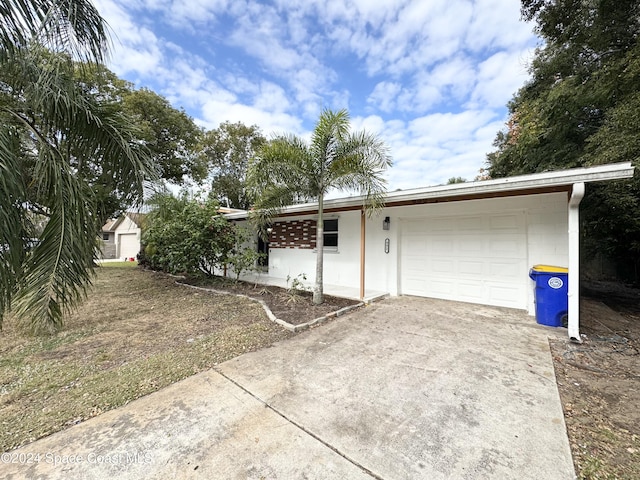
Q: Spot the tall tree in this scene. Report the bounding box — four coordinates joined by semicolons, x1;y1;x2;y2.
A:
123;88;205;184
0;1;155;333
487;0;640;281
248;109;392;304
75;65;206;190
200;121;265;210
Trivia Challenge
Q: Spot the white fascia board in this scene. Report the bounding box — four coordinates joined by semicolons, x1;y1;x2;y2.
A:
224;162;634;219
386;161;635;200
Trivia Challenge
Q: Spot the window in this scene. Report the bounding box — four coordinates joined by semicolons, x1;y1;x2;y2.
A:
323;218;338;248
102;233;110;241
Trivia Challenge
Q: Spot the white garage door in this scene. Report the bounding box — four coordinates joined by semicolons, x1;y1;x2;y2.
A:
400;212;528;309
118;233;140;260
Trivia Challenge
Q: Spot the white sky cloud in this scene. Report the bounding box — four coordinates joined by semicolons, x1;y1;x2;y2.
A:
94;0;538;190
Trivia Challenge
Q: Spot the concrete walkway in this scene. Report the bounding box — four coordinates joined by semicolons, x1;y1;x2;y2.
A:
237;271;389;303
1;297;575;480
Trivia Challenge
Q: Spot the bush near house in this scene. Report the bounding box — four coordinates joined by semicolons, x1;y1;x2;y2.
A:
140;194;261;278
224;226;265;280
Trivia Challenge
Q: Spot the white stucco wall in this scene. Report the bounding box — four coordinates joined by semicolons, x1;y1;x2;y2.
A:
268;210;363;287
260;192;569;314
525;193;570;268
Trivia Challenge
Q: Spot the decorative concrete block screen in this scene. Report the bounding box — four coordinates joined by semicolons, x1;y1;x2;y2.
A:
269;220;317;249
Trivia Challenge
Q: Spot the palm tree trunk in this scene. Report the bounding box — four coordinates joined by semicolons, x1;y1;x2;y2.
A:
313;193;324;304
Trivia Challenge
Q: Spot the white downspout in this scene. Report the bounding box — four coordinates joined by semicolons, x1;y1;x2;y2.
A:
568;182;585;342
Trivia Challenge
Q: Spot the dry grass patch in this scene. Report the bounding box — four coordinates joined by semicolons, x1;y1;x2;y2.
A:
551;289;640;480
0;266;293;453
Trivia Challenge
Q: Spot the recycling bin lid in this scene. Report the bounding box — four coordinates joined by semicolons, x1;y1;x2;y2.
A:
531;264;568;273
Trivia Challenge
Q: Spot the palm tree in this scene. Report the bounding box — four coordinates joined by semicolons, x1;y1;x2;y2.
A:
248;108;392;304
0;0;108;63
0;1;155;333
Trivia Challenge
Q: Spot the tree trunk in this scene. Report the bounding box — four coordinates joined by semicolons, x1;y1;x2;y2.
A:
313;194;324;304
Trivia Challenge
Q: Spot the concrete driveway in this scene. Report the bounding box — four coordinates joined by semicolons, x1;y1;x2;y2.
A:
1;297;575;480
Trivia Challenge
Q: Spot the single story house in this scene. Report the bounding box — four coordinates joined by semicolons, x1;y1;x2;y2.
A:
99;212;146;260
226;162;634;341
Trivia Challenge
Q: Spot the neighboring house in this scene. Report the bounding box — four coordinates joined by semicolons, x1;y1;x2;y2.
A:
99;212;146;260
225;162;635;341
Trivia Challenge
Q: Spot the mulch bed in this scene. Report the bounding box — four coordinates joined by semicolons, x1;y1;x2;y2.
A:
550;281;640;479
180;276;361;326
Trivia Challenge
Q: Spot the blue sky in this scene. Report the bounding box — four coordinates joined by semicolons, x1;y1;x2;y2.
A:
94;0;539;191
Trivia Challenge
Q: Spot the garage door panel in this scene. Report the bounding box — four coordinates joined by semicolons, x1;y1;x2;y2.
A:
404;235;426;250
430;218;456;231
458;237;484;254
400;213;527;310
428;279;455;296
457;281;484;300
431;258;455;274
405;221;428;234
489;214;522;230
403;280;428;296
458;260;484;276
488;235;525;256
489;260;524;278
430;238;454;255
456;216;484;231
488;284;526;306
403;259;427;273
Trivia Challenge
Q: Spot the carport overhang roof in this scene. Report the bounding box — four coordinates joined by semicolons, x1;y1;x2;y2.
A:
225;162;635;219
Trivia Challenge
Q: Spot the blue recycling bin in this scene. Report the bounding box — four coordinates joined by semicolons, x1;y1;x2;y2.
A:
529;265;568;327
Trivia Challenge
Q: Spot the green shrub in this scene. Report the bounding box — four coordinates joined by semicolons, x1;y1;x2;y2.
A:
141;194;236;276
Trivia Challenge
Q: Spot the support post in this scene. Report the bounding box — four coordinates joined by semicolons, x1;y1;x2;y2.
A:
360;209;366;300
568;182;585;342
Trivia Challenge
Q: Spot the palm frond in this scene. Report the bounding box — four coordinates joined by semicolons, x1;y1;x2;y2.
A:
249;109;393;216
12;153;97;334
0;126;28;328
5;47;155;200
248;185;299;239
329;130;393;212
247;135;317;233
0;0;109;63
0;47;155;333
248;135;316;200
311;109;350;163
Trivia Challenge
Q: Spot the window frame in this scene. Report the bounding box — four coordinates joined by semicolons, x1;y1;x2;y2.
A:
322;217;339;251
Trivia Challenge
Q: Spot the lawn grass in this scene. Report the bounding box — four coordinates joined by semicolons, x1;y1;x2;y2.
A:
0;266;293;453
98;260;138;268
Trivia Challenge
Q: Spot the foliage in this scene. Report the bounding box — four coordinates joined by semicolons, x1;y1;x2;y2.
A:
0;0;108;64
225;225;265;281
248;108;392;304
447;177;466;184
141;194;239;277
0;2;155;334
74;65;205;193
123;87;205;184
200;121;266;210
486;0;640;281
285;273;310;303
